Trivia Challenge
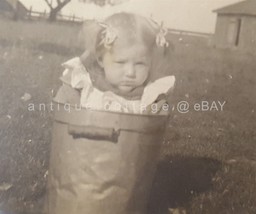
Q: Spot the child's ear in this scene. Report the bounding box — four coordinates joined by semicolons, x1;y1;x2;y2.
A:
80;50;90;62
97;56;104;67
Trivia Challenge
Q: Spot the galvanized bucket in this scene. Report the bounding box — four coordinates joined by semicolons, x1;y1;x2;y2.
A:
47;101;169;214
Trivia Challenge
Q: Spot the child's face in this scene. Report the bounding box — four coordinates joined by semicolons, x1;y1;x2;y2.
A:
101;43;151;93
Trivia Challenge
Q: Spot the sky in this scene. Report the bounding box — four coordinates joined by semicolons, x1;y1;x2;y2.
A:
20;0;243;33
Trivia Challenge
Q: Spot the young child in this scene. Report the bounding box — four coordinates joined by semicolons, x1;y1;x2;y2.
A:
54;12;175;114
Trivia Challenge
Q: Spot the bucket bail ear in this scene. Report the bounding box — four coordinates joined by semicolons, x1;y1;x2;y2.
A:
97;22;118;49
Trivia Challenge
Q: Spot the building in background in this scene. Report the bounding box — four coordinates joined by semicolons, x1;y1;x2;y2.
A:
213;0;256;51
0;0;27;19
0;0;13;19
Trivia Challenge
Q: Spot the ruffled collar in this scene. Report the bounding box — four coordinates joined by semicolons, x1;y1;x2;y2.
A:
61;57;176;110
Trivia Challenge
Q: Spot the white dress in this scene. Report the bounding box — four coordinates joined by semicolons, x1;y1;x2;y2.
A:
61;57;175;114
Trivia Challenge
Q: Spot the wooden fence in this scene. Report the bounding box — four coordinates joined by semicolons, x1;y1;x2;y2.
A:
20;6;212;38
169;28;212;38
26;7;84;24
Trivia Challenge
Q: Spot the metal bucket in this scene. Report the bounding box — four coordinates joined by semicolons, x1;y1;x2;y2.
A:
47;102;169;214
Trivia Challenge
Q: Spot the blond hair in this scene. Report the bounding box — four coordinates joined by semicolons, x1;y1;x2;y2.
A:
81;12;174;80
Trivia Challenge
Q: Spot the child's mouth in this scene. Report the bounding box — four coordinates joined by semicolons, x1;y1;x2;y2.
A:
120;81;135;86
118;84;135;92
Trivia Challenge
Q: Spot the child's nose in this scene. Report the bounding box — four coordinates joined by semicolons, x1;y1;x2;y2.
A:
124;63;136;78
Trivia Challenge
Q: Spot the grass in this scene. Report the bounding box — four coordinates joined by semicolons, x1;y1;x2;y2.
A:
0;18;255;214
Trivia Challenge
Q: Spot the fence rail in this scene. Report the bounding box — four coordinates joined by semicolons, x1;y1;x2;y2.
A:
168;28;212;38
21;7;212;37
26;7;84;23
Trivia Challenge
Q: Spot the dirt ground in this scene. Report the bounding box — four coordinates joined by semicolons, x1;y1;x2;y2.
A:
0;19;256;214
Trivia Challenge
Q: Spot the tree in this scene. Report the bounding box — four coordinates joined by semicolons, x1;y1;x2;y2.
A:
44;0;71;21
79;0;128;7
44;0;128;22
79;0;105;6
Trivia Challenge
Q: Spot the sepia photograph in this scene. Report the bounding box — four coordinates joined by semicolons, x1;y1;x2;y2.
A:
0;0;255;213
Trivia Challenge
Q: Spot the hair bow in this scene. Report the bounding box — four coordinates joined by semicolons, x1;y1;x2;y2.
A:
156;23;169;48
150;18;169;48
98;22;118;49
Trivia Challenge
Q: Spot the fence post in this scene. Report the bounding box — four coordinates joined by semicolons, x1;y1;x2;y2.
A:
13;0;18;20
41;9;46;19
28;6;32;20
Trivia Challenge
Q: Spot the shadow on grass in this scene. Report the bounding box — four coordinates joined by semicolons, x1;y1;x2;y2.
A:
36;42;82;56
148;155;221;214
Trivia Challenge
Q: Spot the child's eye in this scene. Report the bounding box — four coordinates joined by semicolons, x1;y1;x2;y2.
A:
115;60;125;64
136;62;147;67
136;62;146;65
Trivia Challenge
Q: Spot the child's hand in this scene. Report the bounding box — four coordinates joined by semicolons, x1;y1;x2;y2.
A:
144;99;168;114
54;83;80;104
143;93;171;114
141;76;175;107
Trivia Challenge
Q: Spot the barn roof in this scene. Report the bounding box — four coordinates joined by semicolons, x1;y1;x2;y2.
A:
0;0;14;12
0;0;27;12
214;0;256;16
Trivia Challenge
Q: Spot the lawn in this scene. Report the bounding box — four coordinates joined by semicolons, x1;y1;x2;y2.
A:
0;18;255;214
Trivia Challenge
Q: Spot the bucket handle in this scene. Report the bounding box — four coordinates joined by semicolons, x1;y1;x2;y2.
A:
68;124;120;143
